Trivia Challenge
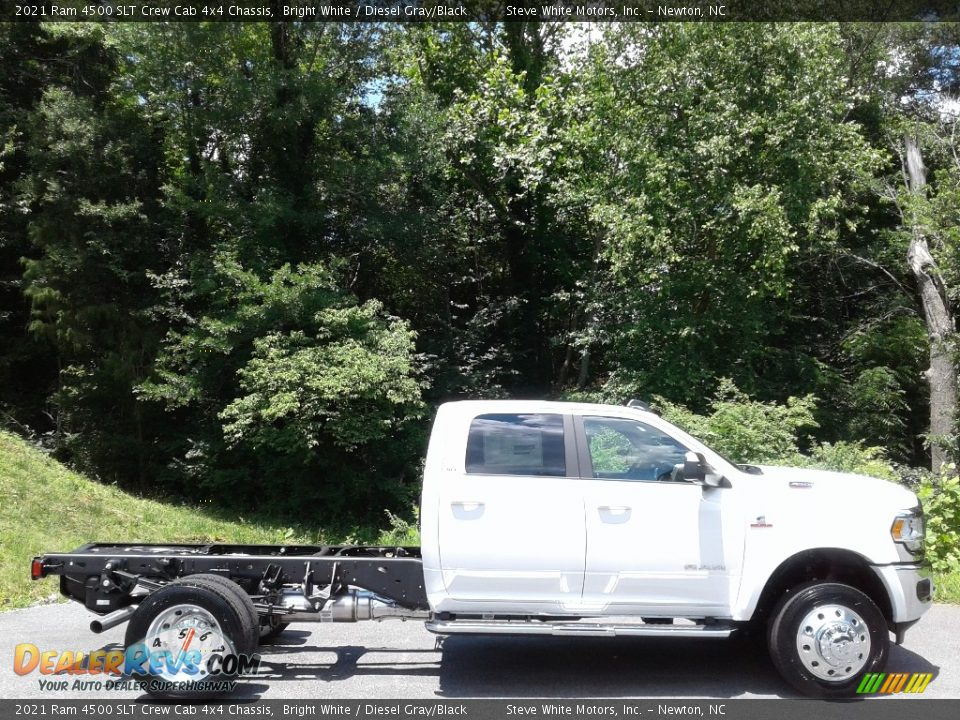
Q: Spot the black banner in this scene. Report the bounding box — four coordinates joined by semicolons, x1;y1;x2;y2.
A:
0;0;956;23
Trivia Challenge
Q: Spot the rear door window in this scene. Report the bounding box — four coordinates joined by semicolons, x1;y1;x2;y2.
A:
465;414;566;477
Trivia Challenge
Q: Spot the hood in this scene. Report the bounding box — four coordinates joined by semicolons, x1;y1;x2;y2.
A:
752;465;919;511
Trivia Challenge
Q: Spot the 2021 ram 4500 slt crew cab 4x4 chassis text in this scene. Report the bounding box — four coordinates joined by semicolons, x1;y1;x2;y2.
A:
32;400;932;697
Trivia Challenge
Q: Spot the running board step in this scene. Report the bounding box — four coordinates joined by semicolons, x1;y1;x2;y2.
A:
425;620;735;638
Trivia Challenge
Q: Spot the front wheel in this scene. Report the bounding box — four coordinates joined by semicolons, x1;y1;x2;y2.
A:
767;581;889;698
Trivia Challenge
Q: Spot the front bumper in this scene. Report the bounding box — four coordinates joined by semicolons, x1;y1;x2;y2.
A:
871;563;933;640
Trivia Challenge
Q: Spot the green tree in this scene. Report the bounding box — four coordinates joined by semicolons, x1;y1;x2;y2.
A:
15;26;171;485
392;23;596;396
566;24;885;411
110;24;428;514
140;256;424;516
838;24;960;468
0;24;118;439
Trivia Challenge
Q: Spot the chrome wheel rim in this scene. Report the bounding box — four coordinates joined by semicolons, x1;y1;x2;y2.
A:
143;603;233;682
795;603;871;682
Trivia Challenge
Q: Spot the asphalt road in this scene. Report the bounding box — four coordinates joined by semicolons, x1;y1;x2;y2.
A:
0;601;957;700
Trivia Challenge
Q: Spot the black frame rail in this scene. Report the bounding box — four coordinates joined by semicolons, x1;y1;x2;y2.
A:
33;543;429;610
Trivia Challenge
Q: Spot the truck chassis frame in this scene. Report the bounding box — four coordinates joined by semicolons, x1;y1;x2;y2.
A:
34;543;429;618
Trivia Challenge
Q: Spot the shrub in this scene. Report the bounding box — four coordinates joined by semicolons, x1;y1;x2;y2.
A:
377;508;421;546
655;381;900;481
917;469;960;573
139;257;426;521
656;379;818;464
845;367;909;457
797;441;898;482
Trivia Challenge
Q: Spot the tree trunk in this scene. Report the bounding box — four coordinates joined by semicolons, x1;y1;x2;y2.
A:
577;346;591;389
904;135;957;471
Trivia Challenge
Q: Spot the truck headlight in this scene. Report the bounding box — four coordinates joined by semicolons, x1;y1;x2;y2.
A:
891;507;924;556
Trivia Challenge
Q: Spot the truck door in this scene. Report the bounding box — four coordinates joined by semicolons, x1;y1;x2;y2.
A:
436;412;586;607
577;415;734;616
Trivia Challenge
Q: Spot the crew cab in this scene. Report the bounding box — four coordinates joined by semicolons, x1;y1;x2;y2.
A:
32;400;932;698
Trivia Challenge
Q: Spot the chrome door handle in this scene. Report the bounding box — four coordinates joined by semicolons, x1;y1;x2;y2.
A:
452;501;484;509
598;505;631;513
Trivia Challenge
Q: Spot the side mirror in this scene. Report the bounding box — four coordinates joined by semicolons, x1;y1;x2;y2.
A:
702;471;730;488
683;451;730;488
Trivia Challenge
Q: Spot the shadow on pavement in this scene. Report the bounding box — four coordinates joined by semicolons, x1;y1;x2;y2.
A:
242;630;936;699
79;628;938;701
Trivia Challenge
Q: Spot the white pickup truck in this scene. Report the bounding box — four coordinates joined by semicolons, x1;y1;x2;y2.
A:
33;399;932;698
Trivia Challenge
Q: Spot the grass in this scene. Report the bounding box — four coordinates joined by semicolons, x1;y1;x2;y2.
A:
934;571;960;604
0;430;319;610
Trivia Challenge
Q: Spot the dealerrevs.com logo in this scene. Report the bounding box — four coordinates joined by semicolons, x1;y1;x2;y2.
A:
14;633;260;694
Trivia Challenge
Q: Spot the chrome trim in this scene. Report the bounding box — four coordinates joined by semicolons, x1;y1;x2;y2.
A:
795;603;871;682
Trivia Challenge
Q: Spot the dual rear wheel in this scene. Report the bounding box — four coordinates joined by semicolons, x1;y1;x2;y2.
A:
123;574;263;697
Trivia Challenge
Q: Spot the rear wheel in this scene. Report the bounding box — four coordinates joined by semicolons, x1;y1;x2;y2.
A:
124;576;259;698
767;581;888;698
194;574;287;643
185;574;260;649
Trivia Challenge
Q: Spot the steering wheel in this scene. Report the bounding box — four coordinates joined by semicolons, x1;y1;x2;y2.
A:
625;459;683;482
656;463;683;482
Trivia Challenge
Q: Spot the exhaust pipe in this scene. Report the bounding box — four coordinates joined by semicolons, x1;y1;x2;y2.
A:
280;590;429;623
326;590;430;622
90;605;137;634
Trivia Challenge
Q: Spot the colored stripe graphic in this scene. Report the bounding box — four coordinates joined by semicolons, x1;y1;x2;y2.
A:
914;673;934;693
856;673;877;693
856;672;933;694
879;673;898;693
856;673;885;693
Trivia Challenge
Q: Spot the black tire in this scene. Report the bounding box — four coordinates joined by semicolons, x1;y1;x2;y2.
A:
767;581;889;698
259;616;291;642
186;573;260;649
124;575;260;698
192;573;285;645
